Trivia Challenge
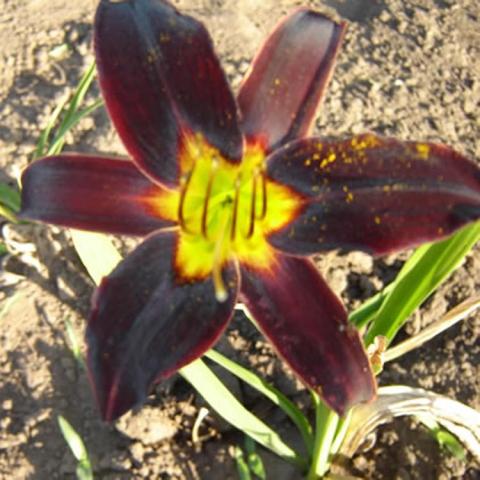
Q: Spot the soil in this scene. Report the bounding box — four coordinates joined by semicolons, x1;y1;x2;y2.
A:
0;0;479;479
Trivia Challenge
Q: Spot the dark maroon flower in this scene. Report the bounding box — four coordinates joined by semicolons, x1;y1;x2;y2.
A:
20;0;480;421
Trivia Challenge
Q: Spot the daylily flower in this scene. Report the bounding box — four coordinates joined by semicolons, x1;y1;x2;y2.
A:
20;0;480;422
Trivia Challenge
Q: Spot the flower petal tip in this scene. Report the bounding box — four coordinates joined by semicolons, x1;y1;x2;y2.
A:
240;255;377;417
86;231;238;420
238;8;346;151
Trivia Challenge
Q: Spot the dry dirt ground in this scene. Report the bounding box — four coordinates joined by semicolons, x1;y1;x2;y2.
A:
0;0;479;479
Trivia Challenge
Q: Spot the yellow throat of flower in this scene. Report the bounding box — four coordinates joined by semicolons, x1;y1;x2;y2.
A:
151;133;302;300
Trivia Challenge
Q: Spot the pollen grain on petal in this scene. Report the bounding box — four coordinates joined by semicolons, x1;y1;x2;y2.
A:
415;143;431;159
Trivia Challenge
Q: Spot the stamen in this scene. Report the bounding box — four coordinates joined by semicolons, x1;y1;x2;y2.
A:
246;173;257;239
257;170;267;220
178;166;195;233
201;157;219;239
230;173;242;241
212;215;229;302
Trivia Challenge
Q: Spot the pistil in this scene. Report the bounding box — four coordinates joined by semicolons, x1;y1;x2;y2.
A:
257;170;268;220
212;213;229;302
178;166;195;233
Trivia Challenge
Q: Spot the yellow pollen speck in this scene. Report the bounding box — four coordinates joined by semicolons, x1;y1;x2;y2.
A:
351;134;380;151
304;158;312;166
416;143;430;159
319;152;337;169
346;192;354;203
313;153;321;161
274;78;281;86
374;216;381;225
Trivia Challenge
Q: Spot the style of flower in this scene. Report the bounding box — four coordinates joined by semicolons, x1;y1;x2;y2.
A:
20;0;480;421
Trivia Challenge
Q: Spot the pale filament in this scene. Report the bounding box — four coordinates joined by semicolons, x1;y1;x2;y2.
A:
212;214;229;302
178;165;195;233
246;168;267;239
256;170;268;220
230;172;242;241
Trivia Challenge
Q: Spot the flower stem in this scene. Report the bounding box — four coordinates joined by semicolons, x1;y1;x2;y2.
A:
306;393;339;479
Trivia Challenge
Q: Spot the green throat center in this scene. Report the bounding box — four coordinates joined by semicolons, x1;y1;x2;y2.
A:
177;156;268;245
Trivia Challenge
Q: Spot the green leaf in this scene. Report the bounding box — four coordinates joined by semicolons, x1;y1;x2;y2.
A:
0;204;18;223
0;183;21;213
34;94;69;159
364;222;480;345
205;349;313;455
70;230;121;284
180;359;306;468
306;394;339;480
47;99;103;156
417;414;466;461
234;447;252;480
34;62;102;160
64;317;86;368
348;285;391;328
244;437;266;479
46;63;98;155
57;415;93;480
436;430;466;460
76;462;94;480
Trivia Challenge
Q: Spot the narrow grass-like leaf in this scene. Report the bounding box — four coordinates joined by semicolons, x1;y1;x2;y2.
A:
245;437;266;479
418;414;466;460
180;359;306;468
349;246;439;329
384;295;480;363
47;99;103;156
330;410;352;456
0;183;21;212
306;394;339;480
57;415;93;480
205;349;313;455
0;204;18;223
35;94;69;159
436;430;467;460
0;182;21;222
47;63;97;154
234;446;252;480
70;229;121;284
364;223;480;345
34;62;102;160
64;317;86;369
76;463;94;480
349;286;391;329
